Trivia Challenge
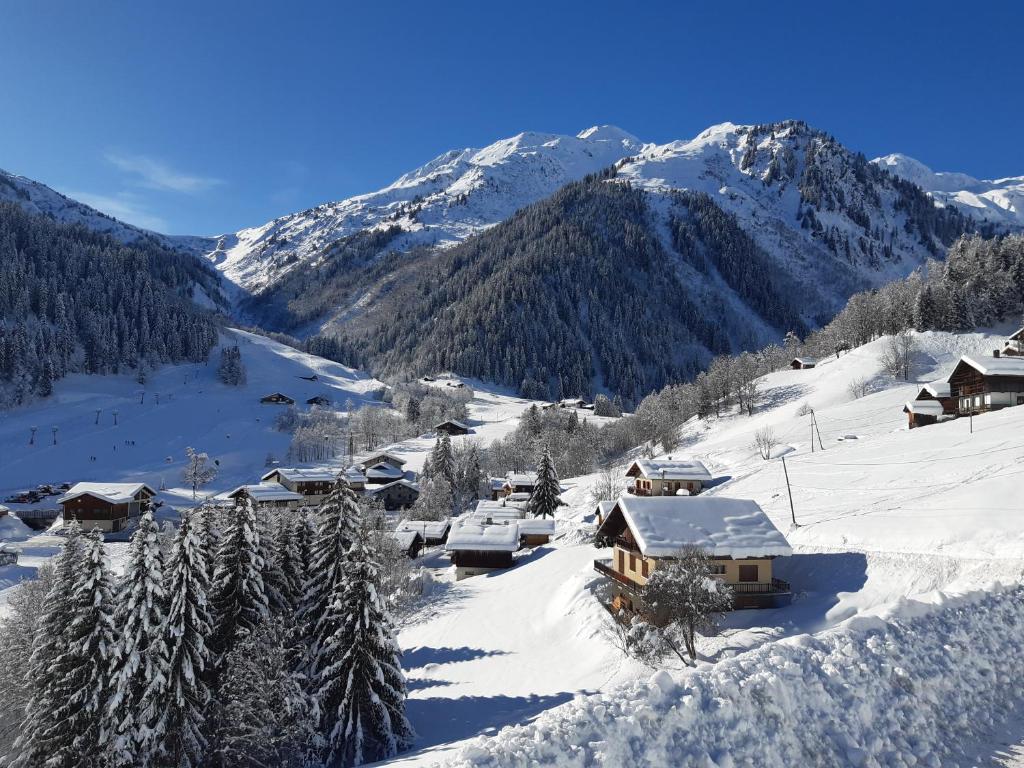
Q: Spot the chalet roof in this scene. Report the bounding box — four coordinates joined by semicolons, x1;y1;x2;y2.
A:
475;499;525;514
436;419;469;430
489;477;506;491
506;492;532;504
504;472;538;486
468;508;523;524
596;500;616;516
365;463;405;481
598;496;792;559
445;521;520;552
390;530;422;550
342;466;368;484
226;483;303;503
515;517;556;536
1010;327;1024;342
919;380;952;399
260;467;338;483
904;400;944;416
397;520;450;539
626;458;712;482
792;358;817;366
260;392;294;401
58;482;156;505
360;451;407;467
949;355;1024;378
365;479;420;495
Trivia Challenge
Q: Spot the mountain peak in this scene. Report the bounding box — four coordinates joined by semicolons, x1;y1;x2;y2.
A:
576;125;642;146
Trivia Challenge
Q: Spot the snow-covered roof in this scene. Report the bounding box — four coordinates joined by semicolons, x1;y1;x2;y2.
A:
468;509;523;524
1009;327;1024;342
506;492;531;504
515;517;556;536
904;400;945;416
365;479;419;495
390;530;422;550
226;483;304;502
489;477;506;491
261;467;339;483
58;482;156;505
445;522;521;552
398;520;450;539
365;463;405;480
920;380;951;398
475;500;525;516
602;496;792;559
360;451;407;467
436;419;469;430
504;472;538;486
951;355;1024;378
342;466;368;483
792;358;817;366
627;458;712;482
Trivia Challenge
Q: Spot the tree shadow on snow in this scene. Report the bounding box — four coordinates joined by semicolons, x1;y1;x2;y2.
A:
761;383;810;410
404;691;579;753
710;552;869;661
403;645;510;669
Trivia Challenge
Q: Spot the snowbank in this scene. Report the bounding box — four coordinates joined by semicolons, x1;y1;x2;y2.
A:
445;587;1024;766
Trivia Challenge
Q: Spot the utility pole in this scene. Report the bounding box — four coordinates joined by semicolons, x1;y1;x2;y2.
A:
781;454;797;527
810;413;815;452
813;412;825;451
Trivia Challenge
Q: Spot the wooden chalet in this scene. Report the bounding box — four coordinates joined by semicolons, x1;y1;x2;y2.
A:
625;457;712;496
501;472;538;497
260;392;295;405
58;482;156;532
594;499;616;526
488;477;506;501
306;395;331;406
515;517;556;546
903;378;956;428
225;482;304;510
593;496;792;614
445;521;520;579
360;451;407;471
947;354;1024;415
390;529;424;559
365;479;419;510
397;519;451;546
790;358;817;370
1003;327;1024;357
364;462;405;485
341;465;368;491
435;419;471;436
260;468;339;505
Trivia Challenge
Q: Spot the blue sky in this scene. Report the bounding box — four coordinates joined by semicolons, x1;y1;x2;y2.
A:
2;1;1021;235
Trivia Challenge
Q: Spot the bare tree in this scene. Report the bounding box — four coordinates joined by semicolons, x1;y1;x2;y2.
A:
847;376;871;400
589;467;625;506
182;446;217;499
639;546;733;664
880;330;917;381
752;427;779;460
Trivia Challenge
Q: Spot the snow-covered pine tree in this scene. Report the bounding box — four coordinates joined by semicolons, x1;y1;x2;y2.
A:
431;433;455;486
528;447;562;519
257;510;289;617
276;514;306;616
150;510;213;768
12;525;84;768
104;510;169;766
299;481;361;669
209;497;269;666
314;531;414;767
43;530;117;767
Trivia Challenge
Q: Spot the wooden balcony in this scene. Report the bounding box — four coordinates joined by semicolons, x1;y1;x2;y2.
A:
732;578;791;595
594;560;641;591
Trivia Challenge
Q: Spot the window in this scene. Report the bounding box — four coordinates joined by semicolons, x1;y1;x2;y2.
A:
710;563;726;575
738;564;759;582
617;550;624;573
1018;396;1024;406
629;554;637;572
641;559;649;577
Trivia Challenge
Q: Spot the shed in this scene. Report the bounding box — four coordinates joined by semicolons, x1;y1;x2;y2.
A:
790;358;817;370
516;517;556;546
903;399;945;429
390;529;424;559
260;392;295;405
397;519;451;546
306;395;331;406
435;419;471;436
445;521;520;579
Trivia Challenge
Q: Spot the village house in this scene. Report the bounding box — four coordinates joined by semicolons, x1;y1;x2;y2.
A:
397;519;451;546
1003;327;1024;357
58;482;156;532
360;451;407;472
435;419;471;436
502;472;538;497
365;462;406;485
365;479;420;510
445;521;520;579
790;357;817;370
488;477;506;501
593;495;792;613
260;392;295;405
594;499;616;527
224;482;304;510
625;457;712;496
342;465;368;491
390;529;424;559
260;468;339;505
947;353;1024;415
306;395;331;406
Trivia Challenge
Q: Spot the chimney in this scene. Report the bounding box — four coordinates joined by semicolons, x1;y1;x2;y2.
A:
994;349;1001;359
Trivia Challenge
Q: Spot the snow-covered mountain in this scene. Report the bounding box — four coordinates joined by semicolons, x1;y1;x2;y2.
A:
873;152;1024;227
206;125;645;292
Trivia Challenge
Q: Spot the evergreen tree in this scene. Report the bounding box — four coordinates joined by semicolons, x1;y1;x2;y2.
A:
150;510;213;768
209;498;269;666
314;533;414;767
105;510;169;766
12;525;84;768
528;448;563;519
430;433;455;487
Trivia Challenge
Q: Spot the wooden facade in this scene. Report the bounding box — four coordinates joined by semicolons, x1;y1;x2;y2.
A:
60;488;154;532
948;358;1024;415
790;358;817;370
435;420;470;436
260;392;295;405
367;480;419;511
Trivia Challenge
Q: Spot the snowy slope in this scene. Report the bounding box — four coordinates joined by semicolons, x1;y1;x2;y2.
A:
206;126;644;292
874;152;1024;227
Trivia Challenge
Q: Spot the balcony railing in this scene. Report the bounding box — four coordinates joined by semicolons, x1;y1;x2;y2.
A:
732;578;791;594
594;560;641;591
